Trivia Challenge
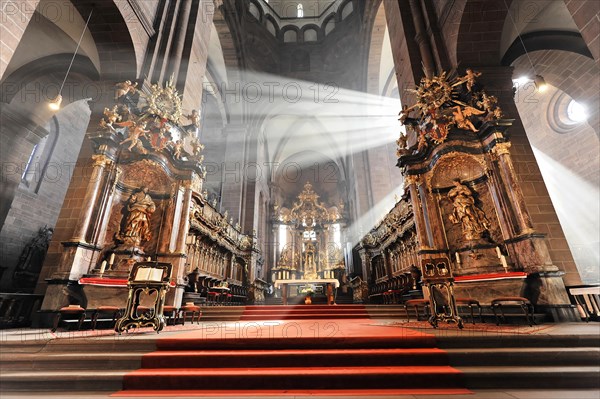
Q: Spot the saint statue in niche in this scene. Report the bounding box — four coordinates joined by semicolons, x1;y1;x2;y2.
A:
447;180;490;241
303;242;318;279
118;186;156;247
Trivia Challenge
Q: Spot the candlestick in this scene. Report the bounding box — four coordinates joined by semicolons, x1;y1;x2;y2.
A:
495;246;502;258
455;252;461;265
147;257;151;262
109;253;115;265
99;260;107;275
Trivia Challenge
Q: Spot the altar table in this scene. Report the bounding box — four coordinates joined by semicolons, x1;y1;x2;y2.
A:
274;279;340;305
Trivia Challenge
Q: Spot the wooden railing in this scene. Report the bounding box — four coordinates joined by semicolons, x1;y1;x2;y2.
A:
568;285;600;321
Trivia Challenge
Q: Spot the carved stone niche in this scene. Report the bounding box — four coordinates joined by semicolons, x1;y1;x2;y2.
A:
429;153;505;276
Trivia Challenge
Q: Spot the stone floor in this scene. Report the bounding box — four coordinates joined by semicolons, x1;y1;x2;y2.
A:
1;321;598;398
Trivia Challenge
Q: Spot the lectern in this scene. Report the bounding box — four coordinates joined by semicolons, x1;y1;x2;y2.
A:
421;257;463;329
115;262;173;333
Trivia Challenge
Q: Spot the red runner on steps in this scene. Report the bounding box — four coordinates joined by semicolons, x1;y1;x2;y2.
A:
113;318;471;396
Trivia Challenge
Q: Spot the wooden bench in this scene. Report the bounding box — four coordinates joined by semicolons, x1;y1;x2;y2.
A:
180;304;201;324
455;298;483;324
405;298;429;322
491;296;535;326
52;305;86;332
91;306;122;330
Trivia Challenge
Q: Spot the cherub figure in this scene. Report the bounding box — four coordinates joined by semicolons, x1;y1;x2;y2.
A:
115;80;138;100
172;139;184;159
478;93;503;121
184;109;201;135
119;121;149;151
151;127;170;151
190;138;205;161
451;105;484;132
396;133;409;157
100;105;121;130
415;133;429;154
456;68;482;92
398;104;416;125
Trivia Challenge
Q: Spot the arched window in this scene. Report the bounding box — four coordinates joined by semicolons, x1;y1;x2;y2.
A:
21;117;59;192
297;3;304;18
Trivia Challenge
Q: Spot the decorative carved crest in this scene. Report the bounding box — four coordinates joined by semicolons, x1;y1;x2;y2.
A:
398;69;504;151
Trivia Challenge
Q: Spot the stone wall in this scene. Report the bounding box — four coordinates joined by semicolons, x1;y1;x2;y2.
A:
0;99;91;290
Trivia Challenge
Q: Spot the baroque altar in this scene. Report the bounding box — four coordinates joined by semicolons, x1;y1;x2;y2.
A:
271;182;346;283
39;78;259;317
357;69;576;321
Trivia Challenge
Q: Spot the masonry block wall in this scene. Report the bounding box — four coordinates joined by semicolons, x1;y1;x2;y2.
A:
0;100;91;290
515;84;599;285
565;0;600;61
0;0;40;80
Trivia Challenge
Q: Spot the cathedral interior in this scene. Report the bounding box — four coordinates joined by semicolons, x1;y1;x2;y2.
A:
0;0;599;397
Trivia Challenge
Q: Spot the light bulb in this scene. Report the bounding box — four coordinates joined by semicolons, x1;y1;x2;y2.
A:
534;75;548;93
48;94;62;110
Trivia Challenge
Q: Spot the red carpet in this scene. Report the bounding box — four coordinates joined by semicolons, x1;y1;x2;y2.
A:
114;319;471;396
239;304;372;320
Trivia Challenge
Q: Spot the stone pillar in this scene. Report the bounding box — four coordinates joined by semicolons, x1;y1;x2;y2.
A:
405;175;430;250
70;155;111;243
492;142;534;236
175;183;193;253
475;65;579;285
408;0;436;77
220;124;247;222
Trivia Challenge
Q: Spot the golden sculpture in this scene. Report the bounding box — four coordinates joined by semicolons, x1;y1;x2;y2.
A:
115;80;138;100
119;186;156;247
118;120;150;152
303;242;318;279
397;69;504;148
184;109;201;135
279;182;341;227
451;105;484;132
454;68;481;93
447;180;490;241
144;76;183;123
100;105;121;131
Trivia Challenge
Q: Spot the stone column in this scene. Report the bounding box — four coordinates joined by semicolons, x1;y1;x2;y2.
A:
220;124;247;222
405;175;430;250
71;155;111;243
492;142;534;236
408;0;436;77
175;183;193;254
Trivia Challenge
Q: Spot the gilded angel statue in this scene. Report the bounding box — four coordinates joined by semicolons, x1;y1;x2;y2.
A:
115;80;138;100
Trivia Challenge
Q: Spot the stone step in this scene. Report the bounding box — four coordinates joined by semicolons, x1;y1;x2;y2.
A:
0;352;143;371
459;366;600;389
0;370;127;392
446;347;600;366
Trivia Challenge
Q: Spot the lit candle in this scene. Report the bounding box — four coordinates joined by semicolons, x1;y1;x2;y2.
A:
109;253;115;265
147;257;151;262
99;260;107;275
500;255;509;271
455;252;461;264
495;247;502;258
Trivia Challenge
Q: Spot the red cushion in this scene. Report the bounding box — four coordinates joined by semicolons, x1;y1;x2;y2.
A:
455;298;479;305
181;305;201;312
491;296;530;304
59;306;85;313
97;306;120;311
163;306;178;312
406;299;428;305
